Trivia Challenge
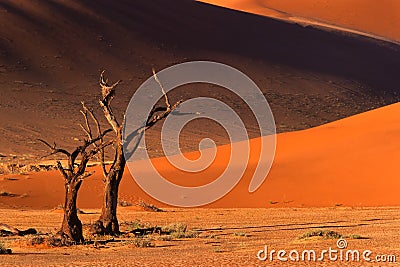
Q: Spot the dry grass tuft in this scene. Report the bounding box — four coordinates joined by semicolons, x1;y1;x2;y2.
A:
299;229;342;239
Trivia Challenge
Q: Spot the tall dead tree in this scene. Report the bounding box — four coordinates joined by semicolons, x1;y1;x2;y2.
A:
40;104;111;243
94;70;181;235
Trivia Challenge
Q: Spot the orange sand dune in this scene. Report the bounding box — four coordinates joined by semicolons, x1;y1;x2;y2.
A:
1;0;400;161
1;102;399;209
199;0;400;43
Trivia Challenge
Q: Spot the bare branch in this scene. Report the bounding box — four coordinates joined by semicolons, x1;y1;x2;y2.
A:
75;139;113;177
79;123;91;139
143;68;182;130
80;102;93;140
82;102;109;177
78;171;94;181
152;68;170;109
82;102;102;137
146;106;167;125
146;100;182;129
70;128;112;162
38;139;71;158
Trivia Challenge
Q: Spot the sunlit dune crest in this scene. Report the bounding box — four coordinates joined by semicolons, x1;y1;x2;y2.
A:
199;0;400;43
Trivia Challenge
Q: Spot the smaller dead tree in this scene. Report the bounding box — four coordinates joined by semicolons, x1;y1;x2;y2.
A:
40;104;112;244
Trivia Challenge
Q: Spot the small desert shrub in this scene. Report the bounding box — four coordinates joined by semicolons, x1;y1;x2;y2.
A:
0;242;11;254
132;237;154;248
2;177;18;181
161;223;199;239
158;235;173;241
0;242;6;253
206;234;218;239
28;236;45;246
54;204;64;210
119;200;132;207
137;201;163;212
0;191;16;197
345;234;367;240
162;222;187;233
125;220;147;232
234;232;248;237
46;236;75;247
123;220;161;237
299;229;342;240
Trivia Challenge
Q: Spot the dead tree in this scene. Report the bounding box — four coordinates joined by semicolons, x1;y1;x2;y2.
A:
94;70;181;235
40;104;111;243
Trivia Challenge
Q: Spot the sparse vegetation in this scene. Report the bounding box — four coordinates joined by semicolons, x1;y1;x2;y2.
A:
132;237;154;248
2;177;18;181
0;191;16;197
124;220;152;233
299;229;367;240
0;163;56;175
119;200;132;207
27;236;45;246
234;232;247;237
161;223;199;239
0;242;6;253
0;242;11;254
46;236;76;247
345;234;368;239
122;221;199;241
137;201;163;212
299;229;342;239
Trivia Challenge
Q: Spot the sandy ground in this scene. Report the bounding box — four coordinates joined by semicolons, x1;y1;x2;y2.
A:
0;207;399;266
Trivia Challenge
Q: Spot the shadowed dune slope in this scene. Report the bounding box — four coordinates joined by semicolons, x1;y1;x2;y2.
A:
0;0;399;161
1;103;399;208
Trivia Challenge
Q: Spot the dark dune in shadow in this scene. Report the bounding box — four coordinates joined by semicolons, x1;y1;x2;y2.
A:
80;0;400;91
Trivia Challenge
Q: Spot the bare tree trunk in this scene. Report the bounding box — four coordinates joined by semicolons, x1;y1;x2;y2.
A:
99;161;124;234
97;129;125;235
58;180;84;243
94;70;180;236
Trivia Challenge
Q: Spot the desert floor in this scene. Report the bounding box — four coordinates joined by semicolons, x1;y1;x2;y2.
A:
0;207;399;266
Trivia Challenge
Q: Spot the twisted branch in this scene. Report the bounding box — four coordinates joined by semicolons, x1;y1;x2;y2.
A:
146;69;182;129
